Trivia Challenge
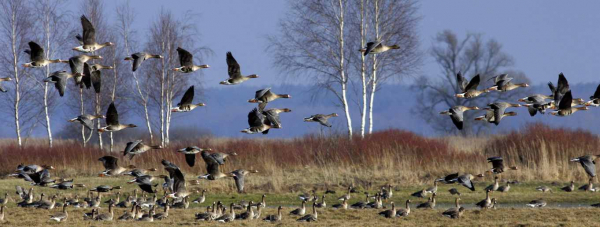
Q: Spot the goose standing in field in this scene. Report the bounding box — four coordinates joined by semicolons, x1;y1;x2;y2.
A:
173;47;209;73
263;206;282;222
315;195;326;208
448;188;461;196
378;202;396;218
161;160;189;199
98;156;128;176
198;151;233;180
235;202;255;220
455;74;488;98
177;146;212;167
485;176;500;191
440;106;479;130
425;181;438;194
536;185;552;193
0;193;9;206
526;199;546;208
561;181;575;192
241;107;279;134
359;40;399;56
171;86;205;112
290;200;306;216
350;193;370;209
498;182;511;192
98;102;137;132
586;84;600;107
118;203;137;220
0;77;11;92
43;71;76;97
74;15;113;52
216;203;235;223
519;94;553;116
23;41;67;68
570;155;600;179
153;204;169;220
551;91;588;116
578;179;597;192
475;189;493;209
49;201;68;222
332;198;348;209
68;114;105;130
442;206;465;219
123;140;163;160
338;186;352;201
95;202;115;221
297;203;317;222
487;102;521;125
192;189;207;204
417;193;436;209
138;206;155;222
195;203;216;221
548;73;570;108
230;169;259;193
395;200;411;217
488;73;529;92
248;88;291;110
220;52;259;85
304;113;338;127
124;52;163;72
474;107;517;123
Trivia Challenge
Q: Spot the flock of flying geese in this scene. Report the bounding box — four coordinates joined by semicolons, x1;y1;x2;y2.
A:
0;14;599;224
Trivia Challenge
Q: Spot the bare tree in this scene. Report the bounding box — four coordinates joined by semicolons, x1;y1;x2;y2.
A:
0;0;35;146
414;30;530;134
270;0;354;139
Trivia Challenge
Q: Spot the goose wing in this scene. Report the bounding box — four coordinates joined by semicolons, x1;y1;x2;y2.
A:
255;88;271;99
131;52;144;72
106;102;119;126
123;140;143;156
464;74;480;91
99;156;119;170
449;107;464;130
364;40;382;56
264;109;282;128
178;86;194;106
27;41;45;62
248;108;265;128
592;84;600;100
456;72;467;92
81;15;96;45
233;174;245;193
558;91;572;111
226;52;242;79
185;154;196;167
91;69;101;93
176;47;193;67
82;63;92;89
579;156;596;177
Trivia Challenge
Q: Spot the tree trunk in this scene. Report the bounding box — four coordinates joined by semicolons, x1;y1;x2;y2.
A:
368;0;379;134
43;80;52;147
96;93;103;150
359;0;368;138
80;87;86;147
160;55;165;147
10;12;21;147
338;0;352;139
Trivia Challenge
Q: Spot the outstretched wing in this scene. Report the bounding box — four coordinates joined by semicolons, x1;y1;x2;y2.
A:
106;102;119;126
226;52;242;79
28;41;45;62
177;47;193;67
81;15;96;45
255;88;271;99
558;91;573;110
464;74;480;91
91;70;101;94
456;72;467;92
248;108;264;128
82;63;92;89
178;86;194;106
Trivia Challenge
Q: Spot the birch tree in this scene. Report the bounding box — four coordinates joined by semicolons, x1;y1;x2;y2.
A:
270;0;354;139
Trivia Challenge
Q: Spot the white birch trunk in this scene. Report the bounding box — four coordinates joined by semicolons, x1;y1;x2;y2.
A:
338;0;352;139
359;0;368;138
10;10;21;146
80;87;86;147
368;0;380;134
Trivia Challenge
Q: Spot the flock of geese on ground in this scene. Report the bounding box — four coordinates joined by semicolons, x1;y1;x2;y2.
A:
1;14;600;224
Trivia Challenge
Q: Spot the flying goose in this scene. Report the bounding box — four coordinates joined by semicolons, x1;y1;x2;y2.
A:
81;63;102;93
123;140;163;160
171;86;205;112
220;51;258;85
359;40;399;56
475;189;493;209
551;91;588;116
304;113;338;127
0;77;11;92
263;108;292;128
488;102;521;125
43;71;76;97
488;73;529;92
586;84;600;107
526;199;547;208
395;200;411;217
241;108;279;134
177;146;213;167
124;52;163;72
248;88;291;110
23;41;66;67
548;73;570;108
173;47;209;73
474;107;517;122
198;151;234;180
440;106;479;130
215;203;235;223
570;155;599;179
74;15;113;52
68;114;105;130
98;156;128;176
296;203;317;222
263;206;282;222
378;202;396;218
455;74;488;98
90;185;121;193
68;55;102;81
128;175;159;194
230;169;259;193
518;94;553;116
161;160;189;199
49;200;68;222
98;102;137;132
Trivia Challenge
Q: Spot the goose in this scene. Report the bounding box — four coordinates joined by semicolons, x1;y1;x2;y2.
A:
263;108;292;128
350;193;370;209
551;91;588;116
122;168;158;177
437;173;460;184
562;181;576;192
425;182;438;194
296;203;317;222
578;179;597;192
455;74;488;98
192;190;207;204
448;188;461;196
68;55;102;80
488;74;529;92
235;202;255;220
177;146;212;167
124;52;163;72
117;203;137;220
74;15;113;52
220;52;259;85
304;113;338;127
16;187;33;207
195;203;216;221
586;84;600;107
411;189;427;198
443;198;461;214
23;41;66;67
0;193;9;206
98;102;137;132
570;155;600;178
488;157;516;174
171;86;205;112
290;200;306;216
457;174;477;191
498;182;511;192
395;200;411;217
359;40;399;55
172;196;190;209
98;156;128;176
51;179;76;190
519;94;553;116
442;206;465;219
475;189;493;209
128;175;159;194
487;102;521;125
257;194;267;208
332;198;348;209
37;195;57;210
338;186;352;201
474;107;517;122
315;195;326;208
248;88;291;110
137;206;155;222
216;203;235;223
198;151;234;180
548;73;570;108
230;169;259;193
536;185;552;193
139;195;157;209
378;202;396;218
417;193;436;209
80;63;102;93
485;176;500;191
263;205;282;222
0;77;11;92
440;106;479;130
173;47;209;73
298;190;317;202
123;140;163;160
366;193;382;209
526;199;546;208
90;185;121;193
161;160;189;199
253;203;263;220
49;200;68;222
43;71;76;96
241;107;279;134
68;114;105;130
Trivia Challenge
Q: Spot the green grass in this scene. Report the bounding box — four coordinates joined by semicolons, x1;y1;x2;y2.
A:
1;177;600;226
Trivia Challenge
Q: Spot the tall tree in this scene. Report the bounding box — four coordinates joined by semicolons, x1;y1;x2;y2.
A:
414;30;530;134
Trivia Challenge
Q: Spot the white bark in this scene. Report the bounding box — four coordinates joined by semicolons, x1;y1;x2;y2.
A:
359;0;368;138
160;49;166;147
10;8;21;147
79;87;86;147
42;8;53;147
368;0;380;134
338;0;353;139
